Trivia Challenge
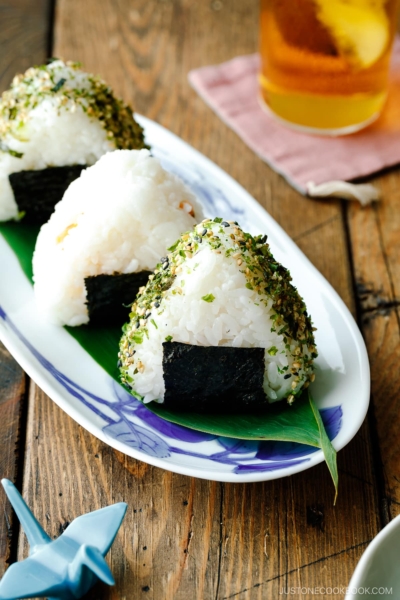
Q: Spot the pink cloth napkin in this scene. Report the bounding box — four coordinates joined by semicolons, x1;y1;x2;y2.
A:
188;39;400;194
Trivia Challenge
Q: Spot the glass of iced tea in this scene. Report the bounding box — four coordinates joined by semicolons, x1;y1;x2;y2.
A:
259;0;399;135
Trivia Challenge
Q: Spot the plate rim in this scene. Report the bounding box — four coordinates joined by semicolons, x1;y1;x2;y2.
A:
0;114;370;483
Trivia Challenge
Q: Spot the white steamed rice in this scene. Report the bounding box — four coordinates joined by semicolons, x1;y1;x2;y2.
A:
32;149;204;326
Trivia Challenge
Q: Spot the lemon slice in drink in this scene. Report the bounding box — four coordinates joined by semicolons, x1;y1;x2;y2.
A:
314;0;390;69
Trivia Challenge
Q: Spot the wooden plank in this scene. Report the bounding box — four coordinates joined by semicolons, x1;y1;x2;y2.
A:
347;169;400;518
0;0;52;577
15;1;382;599
18;386;222;599
0;342;26;577
0;0;52;94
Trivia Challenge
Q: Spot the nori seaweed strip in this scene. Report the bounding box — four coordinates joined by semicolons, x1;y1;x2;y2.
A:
9;165;87;224
162;342;267;412
85;271;152;325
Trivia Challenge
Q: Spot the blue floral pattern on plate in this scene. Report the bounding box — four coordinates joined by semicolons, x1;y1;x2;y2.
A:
153;146;246;222
0;306;342;474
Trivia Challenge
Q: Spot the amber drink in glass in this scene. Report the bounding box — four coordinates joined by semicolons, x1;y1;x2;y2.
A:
259;0;399;134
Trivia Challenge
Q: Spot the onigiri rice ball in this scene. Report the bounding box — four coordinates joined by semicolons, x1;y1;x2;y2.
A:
32;149;204;326
0;59;146;221
119;218;318;409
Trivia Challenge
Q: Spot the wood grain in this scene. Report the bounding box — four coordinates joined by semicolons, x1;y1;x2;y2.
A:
0;342;26;577
8;2;386;599
347;169;400;517
18;386;222;599
0;0;52;577
0;0;53;94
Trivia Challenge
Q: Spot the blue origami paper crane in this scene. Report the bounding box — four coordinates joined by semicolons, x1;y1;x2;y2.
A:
0;479;127;600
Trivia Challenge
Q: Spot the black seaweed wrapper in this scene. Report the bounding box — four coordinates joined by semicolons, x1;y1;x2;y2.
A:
85;272;152;325
9;165;87;224
162;342;267;412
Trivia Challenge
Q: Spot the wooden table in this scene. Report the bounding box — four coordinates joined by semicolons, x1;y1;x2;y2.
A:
1;1;399;598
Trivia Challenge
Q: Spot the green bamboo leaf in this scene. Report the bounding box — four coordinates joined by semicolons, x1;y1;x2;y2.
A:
0;221;39;281
309;391;338;504
66;322;123;381
146;391;321;446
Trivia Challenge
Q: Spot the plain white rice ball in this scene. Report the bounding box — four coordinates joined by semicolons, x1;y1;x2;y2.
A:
32;149;204;326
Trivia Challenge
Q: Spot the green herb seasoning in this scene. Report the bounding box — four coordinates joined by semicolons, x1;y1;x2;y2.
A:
0;60;147;156
119;219;317;401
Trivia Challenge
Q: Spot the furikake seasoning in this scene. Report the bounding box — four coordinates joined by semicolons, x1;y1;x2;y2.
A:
119;218;317;404
0;59;147;156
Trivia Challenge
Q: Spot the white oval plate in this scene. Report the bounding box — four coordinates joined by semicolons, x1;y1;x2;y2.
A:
0;115;370;483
